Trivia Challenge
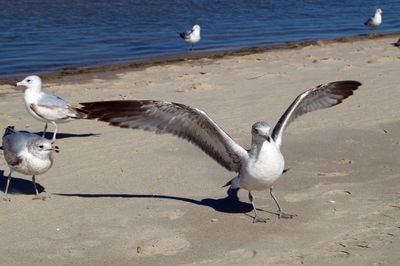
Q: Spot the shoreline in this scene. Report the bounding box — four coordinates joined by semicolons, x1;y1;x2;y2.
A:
1;32;399;85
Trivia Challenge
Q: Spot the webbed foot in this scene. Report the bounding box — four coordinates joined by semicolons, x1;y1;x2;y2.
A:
2;195;11;201
253;215;269;223
32;195;47;200
278;210;297;219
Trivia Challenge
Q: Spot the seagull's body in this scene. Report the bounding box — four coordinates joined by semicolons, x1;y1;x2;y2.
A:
81;80;361;222
1;126;59;201
17;75;87;143
178;24;201;50
364;9;383;29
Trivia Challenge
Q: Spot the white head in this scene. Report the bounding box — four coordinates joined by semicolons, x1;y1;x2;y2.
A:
251;121;271;143
376;8;383;15
16;75;42;91
27;138;59;159
192;24;201;32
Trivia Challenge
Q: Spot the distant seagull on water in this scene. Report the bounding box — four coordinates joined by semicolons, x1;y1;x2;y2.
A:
2;126;59;201
16;75;87;143
80;80;361;223
364;8;383;29
178;24;201;50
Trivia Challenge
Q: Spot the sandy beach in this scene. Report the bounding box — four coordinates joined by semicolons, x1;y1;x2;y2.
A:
0;35;399;265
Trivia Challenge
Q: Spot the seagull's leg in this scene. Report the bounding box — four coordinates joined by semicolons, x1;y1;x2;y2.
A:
31;175;46;200
2;171;12;201
270;186;296;219
248;192;269;223
50;121;58;143
42;122;48;138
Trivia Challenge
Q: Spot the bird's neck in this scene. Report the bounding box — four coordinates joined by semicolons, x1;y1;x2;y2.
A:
249;136;281;159
26;85;42;94
250;138;267;157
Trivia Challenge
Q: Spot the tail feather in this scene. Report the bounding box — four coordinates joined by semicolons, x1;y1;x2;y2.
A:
222;176;240;189
3;126;15;137
71;106;88;119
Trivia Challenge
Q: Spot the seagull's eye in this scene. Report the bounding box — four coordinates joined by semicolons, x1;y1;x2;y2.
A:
27;79;31;83
39;145;44;149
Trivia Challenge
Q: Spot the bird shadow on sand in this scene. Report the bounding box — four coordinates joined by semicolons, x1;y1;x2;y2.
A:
37;132;101;140
0;170;45;195
54;188;254;214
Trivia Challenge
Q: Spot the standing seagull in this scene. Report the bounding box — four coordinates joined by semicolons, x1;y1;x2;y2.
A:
80;80;361;223
178;24;201;50
16;75;87;143
364;8;383;29
2;126;59;201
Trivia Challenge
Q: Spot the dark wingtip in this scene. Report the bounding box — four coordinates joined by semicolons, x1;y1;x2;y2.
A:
222;180;232;188
3;126;15;137
282;168;290;174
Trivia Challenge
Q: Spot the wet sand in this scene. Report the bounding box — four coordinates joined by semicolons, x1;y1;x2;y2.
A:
0;35;399;265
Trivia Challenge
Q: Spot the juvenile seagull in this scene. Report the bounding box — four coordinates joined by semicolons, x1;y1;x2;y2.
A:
80;80;361;223
16;75;87;143
178;24;201;50
2;126;59;201
364;8;383;29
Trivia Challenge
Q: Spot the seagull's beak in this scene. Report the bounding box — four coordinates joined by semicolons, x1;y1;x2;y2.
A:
15;81;23;86
47;146;60;153
261;135;271;142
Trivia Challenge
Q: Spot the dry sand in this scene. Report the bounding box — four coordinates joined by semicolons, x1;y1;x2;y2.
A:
0;35;399;265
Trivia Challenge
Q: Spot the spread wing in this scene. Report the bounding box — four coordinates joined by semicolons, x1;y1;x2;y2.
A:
271;80;361;148
80;100;249;172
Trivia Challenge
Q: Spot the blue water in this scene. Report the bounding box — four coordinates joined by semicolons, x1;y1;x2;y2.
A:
1;0;399;79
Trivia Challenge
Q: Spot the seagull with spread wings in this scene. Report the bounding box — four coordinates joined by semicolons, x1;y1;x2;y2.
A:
80;80;361;223
16;75;87;143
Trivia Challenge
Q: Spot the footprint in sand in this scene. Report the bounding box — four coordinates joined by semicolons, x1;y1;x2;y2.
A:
339;64;359;71
367;56;398;64
184;249;257;265
323;190;352;196
136;235;190;256
246;72;287;80
175;82;213;93
145;208;185;220
284;192;311;202
131;226;190;257
317;172;349;178
312;57;343;64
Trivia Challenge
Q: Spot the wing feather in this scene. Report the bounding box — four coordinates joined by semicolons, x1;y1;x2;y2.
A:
272;80;361;147
80;100;248;172
30;104;87;121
